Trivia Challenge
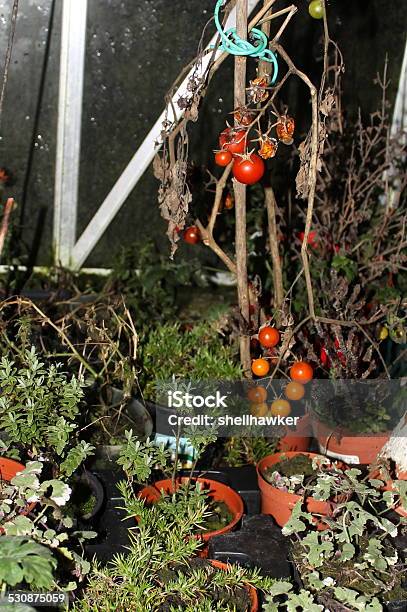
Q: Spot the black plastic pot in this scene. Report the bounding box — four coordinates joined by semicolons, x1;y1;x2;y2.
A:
70;471;105;523
208;515;292;579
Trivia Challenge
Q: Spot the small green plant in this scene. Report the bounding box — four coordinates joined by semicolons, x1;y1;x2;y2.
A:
0;462;94;592
140;320;241;400
107;241;208;326
72;472;275;611
222;436;279;467
0;348;94;476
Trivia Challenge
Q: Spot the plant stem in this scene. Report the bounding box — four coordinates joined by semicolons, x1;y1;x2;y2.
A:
234;0;251;377
265;187;284;318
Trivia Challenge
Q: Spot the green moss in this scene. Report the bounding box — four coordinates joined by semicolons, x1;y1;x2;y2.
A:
266;454;315;479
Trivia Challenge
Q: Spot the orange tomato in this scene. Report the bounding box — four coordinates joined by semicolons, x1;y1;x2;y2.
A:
289;361;313;384
247;385;267;404
250;402;268;417
258;326;280;348
251;358;270;377
284;381;305;401
270;399;291;417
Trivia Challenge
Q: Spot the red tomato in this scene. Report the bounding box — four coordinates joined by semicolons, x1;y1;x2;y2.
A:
219;128;247;155
251;358;270;377
183;226;200;244
215;150;233;167
258;326;280;348
289;361;313;384
232;154;265;185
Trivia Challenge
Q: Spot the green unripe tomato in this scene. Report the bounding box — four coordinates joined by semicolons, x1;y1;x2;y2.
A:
309;0;324;19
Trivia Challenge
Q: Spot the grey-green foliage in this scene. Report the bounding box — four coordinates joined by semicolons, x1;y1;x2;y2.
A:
0;348;94;475
278;467;405;611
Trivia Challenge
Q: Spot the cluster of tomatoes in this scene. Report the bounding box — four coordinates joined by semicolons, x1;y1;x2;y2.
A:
214;114;295;186
248;324;313;417
215;127;265;185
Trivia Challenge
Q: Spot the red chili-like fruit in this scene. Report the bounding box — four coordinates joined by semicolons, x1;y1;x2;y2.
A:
232;154;265;185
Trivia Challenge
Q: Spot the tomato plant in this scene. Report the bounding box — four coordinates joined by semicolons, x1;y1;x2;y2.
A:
232;154;265;185
183;226;200;244
284;381;305;401
219;128;247;155
289;361;313;384
258;326;280;348
270;399;291;417
251;358;270;377
215;150;233;167
247;385;267;404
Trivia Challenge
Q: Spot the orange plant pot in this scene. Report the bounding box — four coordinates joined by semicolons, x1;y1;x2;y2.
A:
209;560;258;612
256;451;347;528
138;477;244;555
0;457;35;535
369;467;407;518
0;457;26;481
277;414;312;452
312;416;389;465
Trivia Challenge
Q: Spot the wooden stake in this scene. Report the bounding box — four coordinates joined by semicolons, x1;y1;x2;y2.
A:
259;1;285;318
265;187;284;315
234;0;251;377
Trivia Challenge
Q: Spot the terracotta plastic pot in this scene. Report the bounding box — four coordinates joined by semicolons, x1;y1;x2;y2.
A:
312;416;389;465
0;457;35;534
278;413;312;452
256;451;348;528
209;560;258;612
138;477;244;554
370;467;407;518
0;457;26;482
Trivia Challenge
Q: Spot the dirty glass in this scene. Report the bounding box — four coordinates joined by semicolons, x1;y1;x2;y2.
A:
0;0;405;267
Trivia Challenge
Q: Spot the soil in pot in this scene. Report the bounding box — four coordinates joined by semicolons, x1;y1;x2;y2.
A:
257;452;347;528
154;557;256;612
196;499;234;533
262;453;316;482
